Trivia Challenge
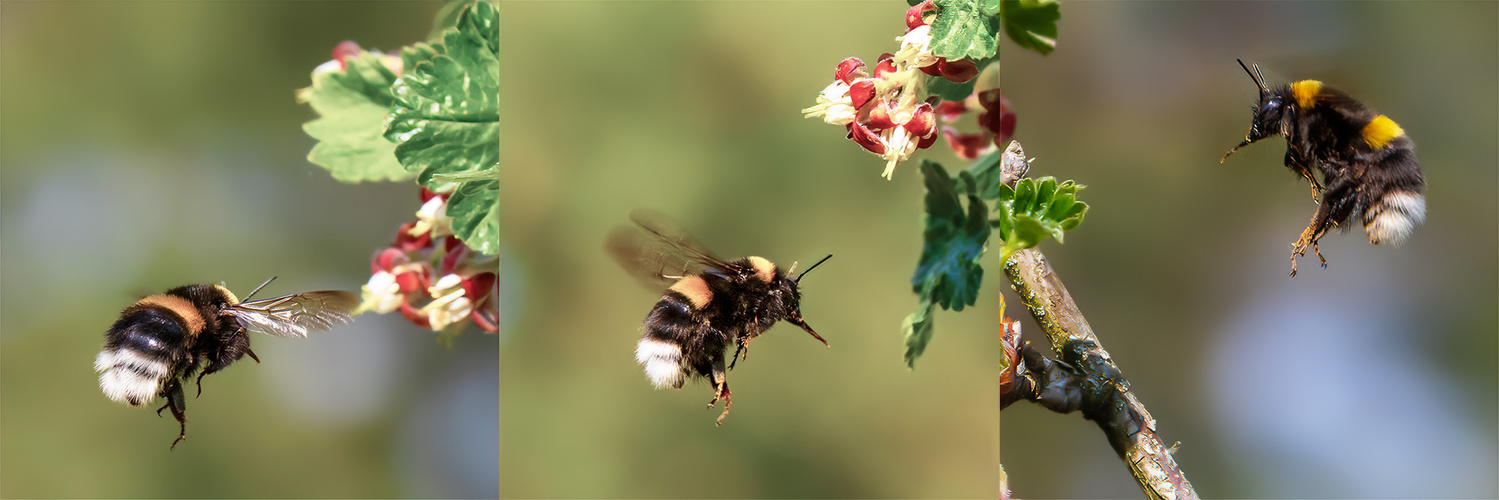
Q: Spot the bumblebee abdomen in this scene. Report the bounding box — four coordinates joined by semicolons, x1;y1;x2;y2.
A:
96;308;190;406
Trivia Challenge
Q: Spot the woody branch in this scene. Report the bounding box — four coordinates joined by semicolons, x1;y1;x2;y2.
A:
1000;247;1197;500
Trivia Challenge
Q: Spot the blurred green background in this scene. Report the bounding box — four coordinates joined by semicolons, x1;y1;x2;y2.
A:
1;2;496;498
500;1;1496;499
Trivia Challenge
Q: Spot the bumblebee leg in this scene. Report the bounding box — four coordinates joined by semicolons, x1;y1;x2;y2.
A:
728;340;750;370
1313;240;1327;269
1284;148;1323;201
1290;223;1320;278
707;361;731;425
159;381;189;450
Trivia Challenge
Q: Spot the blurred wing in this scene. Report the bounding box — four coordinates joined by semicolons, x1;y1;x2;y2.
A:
606;209;734;289
230;290;359;338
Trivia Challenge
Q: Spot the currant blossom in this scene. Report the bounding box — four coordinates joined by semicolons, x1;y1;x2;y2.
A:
802;0;976;180
354;188;497;335
422;274;472;331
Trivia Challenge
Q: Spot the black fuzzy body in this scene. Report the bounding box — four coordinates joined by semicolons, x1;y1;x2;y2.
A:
102;285;255;395
96;284;252;448
640;258;801;383
1224;63;1426;274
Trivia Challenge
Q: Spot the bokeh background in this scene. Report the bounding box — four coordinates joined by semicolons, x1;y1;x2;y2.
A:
1;2;496;498
501;1;1496;499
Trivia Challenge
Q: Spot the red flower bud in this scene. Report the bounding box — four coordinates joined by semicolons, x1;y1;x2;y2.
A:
904;103;936;138
934;100;967;122
942;126;990;159
835;57;867;84
867;100;897;130
393;221;432;252
332;41;361;70
874;53;897;78
847;122;886;155
849;80;877;111
373;247;407;273
905;0;937;29
939;59;978;83
461;272;497;302
917;131;939;150
918;62;944;77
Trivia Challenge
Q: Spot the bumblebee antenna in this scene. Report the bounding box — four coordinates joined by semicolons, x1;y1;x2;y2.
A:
795;254;833;283
1237;58;1268;93
241;276;277;302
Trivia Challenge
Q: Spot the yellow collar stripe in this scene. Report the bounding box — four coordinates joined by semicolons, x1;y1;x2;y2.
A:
1362;115;1405;149
1289;80;1322;108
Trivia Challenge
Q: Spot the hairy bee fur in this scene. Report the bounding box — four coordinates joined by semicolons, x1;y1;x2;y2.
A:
1221;60;1426;276
95;279;357;449
608;210;830;425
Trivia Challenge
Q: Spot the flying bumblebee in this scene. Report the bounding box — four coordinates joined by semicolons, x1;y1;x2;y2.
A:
606;210;831;425
94;278;358;449
1221;59;1426;276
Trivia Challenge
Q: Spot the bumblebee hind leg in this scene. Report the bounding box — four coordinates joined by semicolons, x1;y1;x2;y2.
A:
155;380;189;450
706;360;732;425
1290;176;1357;276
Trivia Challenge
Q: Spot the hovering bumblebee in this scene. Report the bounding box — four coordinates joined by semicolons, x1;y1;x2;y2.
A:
1221;59;1426;276
606;210;831;425
94;278;358;449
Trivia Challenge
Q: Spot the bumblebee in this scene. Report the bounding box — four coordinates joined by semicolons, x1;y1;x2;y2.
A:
606;210;830;424
94;278;358;449
1222;60;1426;276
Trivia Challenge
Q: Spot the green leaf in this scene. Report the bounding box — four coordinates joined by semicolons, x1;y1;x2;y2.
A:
297;52;413;183
387;1;500;254
428;0;469;42
928;0;1002;61
401;42;442;74
445;177;500;256
911;160;991;312
902;301;936;368
999;0;1059;55
992;176;1088;262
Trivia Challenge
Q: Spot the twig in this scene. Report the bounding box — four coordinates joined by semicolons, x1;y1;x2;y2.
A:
1001;248;1197;500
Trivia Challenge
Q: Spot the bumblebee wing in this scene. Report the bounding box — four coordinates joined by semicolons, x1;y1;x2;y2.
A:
606;209;734;288
229;291;359;338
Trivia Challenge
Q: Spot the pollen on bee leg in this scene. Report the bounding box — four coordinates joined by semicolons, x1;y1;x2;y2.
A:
635;338;685;389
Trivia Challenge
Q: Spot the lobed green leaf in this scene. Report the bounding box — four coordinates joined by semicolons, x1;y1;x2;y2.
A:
928;0;1002;61
901;301;937;368
386;1;500;255
297;52;412;183
444;177;500;256
999;0;1059;55
992;176;1087;256
911;160;991;312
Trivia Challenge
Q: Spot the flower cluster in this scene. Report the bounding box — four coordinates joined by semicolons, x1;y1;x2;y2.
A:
936;88;1016;160
356;188;498;335
802;1;982;179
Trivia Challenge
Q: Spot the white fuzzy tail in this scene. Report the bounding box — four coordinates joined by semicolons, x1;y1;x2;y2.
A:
1365;191;1426;245
94;349;167;406
635;338;686;389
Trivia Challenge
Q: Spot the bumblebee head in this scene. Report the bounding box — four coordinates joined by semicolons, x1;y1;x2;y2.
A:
781;254;832;346
1222;59;1283;163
